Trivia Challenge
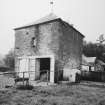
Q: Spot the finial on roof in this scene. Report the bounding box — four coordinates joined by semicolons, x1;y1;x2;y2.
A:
50;0;54;13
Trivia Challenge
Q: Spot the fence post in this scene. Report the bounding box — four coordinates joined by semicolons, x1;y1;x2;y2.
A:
57;70;59;83
47;70;48;85
23;72;25;85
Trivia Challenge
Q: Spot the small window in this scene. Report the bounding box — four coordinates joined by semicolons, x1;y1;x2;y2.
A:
31;37;37;47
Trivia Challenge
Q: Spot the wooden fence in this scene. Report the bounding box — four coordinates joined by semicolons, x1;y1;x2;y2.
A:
0;69;63;88
81;71;105;82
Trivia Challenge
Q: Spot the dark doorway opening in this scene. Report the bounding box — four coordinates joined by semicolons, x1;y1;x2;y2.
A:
39;58;50;81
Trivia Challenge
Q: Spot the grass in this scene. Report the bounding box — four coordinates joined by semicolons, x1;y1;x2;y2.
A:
0;81;105;105
0;73;105;105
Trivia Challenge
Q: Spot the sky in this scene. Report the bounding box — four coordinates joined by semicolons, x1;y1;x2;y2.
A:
0;0;105;55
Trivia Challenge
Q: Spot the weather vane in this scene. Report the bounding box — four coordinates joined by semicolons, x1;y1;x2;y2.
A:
50;0;54;13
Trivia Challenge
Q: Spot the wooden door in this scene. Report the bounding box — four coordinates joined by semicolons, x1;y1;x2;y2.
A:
29;58;36;80
19;58;29;78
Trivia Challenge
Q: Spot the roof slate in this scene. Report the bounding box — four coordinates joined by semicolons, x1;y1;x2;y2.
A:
82;55;96;64
14;13;85;37
15;13;59;29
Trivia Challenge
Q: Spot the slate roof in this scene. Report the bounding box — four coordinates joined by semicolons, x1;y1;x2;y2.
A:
14;13;85;37
14;13;59;30
82;55;96;66
96;60;105;66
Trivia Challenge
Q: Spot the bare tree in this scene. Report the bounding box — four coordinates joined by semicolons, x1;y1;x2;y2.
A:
97;34;105;44
3;49;15;69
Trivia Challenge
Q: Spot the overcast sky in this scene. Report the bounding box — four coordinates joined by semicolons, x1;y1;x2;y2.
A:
0;0;105;55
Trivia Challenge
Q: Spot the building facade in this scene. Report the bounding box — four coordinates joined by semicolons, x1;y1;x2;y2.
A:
14;13;84;83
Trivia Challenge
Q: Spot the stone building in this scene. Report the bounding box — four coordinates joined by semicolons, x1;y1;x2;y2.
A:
14;13;84;83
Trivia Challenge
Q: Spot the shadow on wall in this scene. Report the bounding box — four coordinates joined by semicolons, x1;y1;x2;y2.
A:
54;60;63;83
